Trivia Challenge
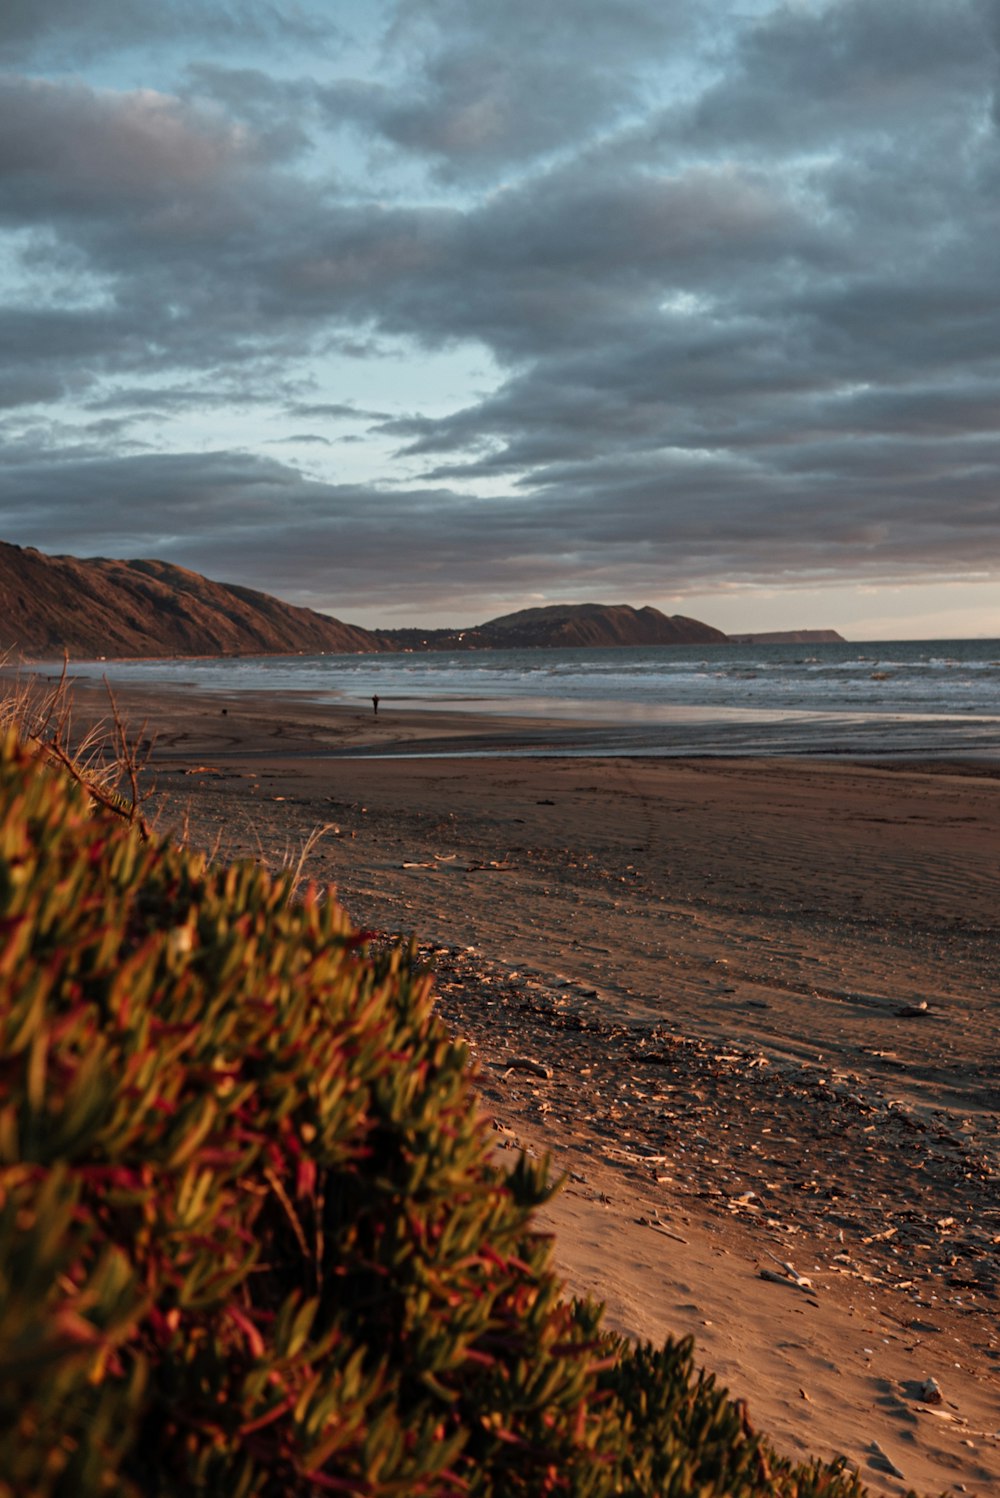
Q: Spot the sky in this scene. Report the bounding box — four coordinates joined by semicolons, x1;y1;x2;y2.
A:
1;0;999;639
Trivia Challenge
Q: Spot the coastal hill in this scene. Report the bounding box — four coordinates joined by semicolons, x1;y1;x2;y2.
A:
727;629;845;645
1;540;810;658
378;603;726;651
0;544;729;658
0;541;381;659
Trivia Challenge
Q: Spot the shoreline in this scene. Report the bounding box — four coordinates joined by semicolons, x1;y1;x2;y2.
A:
14;650;1000;763
22;666;1000;765
9;671;1000;1494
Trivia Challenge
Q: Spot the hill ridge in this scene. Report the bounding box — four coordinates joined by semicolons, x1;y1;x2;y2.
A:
378;602;726;651
0;542;380;659
1;542;728;658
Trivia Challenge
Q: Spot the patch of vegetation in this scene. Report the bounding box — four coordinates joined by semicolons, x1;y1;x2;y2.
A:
0;727;895;1494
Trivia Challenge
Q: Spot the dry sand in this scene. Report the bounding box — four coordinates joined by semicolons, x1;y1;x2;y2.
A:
35;675;1000;1495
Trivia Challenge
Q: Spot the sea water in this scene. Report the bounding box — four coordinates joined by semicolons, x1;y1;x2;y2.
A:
69;638;1000;758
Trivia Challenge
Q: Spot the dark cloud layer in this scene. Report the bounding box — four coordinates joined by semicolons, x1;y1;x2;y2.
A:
1;0;999;626
326;0;696;179
0;0;332;63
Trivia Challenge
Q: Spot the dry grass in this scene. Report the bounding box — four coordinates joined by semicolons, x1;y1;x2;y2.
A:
1;657;336;882
0;657;157;839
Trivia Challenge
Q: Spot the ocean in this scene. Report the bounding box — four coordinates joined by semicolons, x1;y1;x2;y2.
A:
70;638;1000;759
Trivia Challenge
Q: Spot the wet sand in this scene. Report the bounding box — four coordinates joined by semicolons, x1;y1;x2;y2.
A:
29;675;1000;1494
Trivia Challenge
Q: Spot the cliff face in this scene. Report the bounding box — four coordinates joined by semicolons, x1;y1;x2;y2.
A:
379;603;726;651
0;543;381;659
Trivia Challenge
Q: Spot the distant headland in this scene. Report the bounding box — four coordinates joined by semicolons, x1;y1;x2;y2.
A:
0;541;841;659
380;602;726;651
727;629;845;645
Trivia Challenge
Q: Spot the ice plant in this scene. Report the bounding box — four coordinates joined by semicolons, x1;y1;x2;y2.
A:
0;728;895;1496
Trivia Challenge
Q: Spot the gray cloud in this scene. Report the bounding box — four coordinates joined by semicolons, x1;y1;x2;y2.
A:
1;0;999;625
287;401;392;420
1;445;995;625
0;74;275;222
0;0;333;64
666;0;991;156
85;385;287;413
325;0;696;180
181;65;315;159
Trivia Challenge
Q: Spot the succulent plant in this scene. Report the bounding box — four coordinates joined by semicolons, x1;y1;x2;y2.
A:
0;729;894;1496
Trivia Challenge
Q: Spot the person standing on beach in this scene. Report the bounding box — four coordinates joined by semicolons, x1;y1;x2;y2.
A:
372;694;379;716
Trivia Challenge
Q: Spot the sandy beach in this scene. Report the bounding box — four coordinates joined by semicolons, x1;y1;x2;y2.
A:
32;673;1000;1495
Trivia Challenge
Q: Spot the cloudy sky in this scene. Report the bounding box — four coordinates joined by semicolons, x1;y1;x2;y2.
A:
2;0;999;638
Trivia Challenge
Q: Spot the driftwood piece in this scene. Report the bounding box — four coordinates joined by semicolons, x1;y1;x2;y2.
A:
503;1057;553;1080
759;1249;815;1293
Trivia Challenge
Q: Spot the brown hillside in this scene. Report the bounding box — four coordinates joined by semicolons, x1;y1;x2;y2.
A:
376;604;725;651
0;542;380;659
477;603;726;648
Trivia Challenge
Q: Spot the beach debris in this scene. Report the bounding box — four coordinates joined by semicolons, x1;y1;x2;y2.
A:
861;1225;898;1244
918;1376;943;1405
426;945;998;1334
401;856;457;868
759;1268;812;1292
503;1057;552;1080
917;1406;960;1423
895;1000;930;1017
636;1211;689;1245
868;1441;905;1479
759;1250;814;1292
